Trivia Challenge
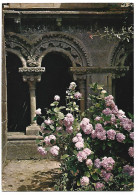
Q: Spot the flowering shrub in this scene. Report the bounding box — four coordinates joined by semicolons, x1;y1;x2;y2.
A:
35;82;134;191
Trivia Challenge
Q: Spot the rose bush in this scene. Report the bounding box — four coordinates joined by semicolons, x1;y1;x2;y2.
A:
35;82;134;191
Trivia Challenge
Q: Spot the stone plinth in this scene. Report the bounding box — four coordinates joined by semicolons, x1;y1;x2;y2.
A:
26;124;40;135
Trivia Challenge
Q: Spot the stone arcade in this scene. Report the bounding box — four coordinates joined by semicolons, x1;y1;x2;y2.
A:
2;3;133;166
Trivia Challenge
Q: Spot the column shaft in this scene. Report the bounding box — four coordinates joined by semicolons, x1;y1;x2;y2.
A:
28;81;36;124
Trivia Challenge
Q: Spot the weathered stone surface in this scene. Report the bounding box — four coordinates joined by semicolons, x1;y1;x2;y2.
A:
2;159;61;191
7;139;59;160
26;124;40;135
2;102;7;122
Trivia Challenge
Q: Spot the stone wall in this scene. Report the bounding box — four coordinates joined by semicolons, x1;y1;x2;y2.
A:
2;10;7;168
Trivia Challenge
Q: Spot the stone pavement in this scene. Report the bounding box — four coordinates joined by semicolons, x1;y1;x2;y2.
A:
2;159;61;192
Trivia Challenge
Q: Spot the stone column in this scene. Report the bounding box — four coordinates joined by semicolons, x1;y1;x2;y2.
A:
28;80;37;125
19;67;45;135
26;80;40;135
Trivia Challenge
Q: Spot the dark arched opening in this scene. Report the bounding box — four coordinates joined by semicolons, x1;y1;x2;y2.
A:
6;52;30;132
36;52;74;114
113;52;133;116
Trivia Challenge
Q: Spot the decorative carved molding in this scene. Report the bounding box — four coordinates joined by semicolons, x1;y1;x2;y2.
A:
5;31;91;67
111;41;133;67
70;66;130;79
19;67;45;82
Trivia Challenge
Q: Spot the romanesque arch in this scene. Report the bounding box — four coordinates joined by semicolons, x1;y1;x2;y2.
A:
5;31;91;134
5;31;91;67
110;40;133;115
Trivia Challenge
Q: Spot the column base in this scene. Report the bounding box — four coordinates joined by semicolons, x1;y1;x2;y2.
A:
26;124;40;135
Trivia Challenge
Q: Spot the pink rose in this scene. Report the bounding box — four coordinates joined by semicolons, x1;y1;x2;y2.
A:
74;92;82;99
116;133;125;143
35;108;41;115
128;147;134;158
86;159;93;166
75;141;84;150
54;95;60;101
80;176;89;186
37;147;47;156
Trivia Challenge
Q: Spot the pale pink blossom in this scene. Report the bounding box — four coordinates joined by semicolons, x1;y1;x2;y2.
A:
76;133;82;137
95;123;106;140
64;113;74;127
112;105;119;115
130;132;134;140
77;136;84;142
72;136;79;143
80;176;89;186
50;145;59;156
54;95;60;101
102;108;112;115
49;135;56;141
75;141;84;150
91;130;97;139
95;116;102;121
86;159;93;166
116;133;125;143
95;182;105;191
104;95;114;101
105;100;115;108
44;135;56;145
56;126;62;131
94;158;101;168
107;129;116;140
77;151;87;162
74;92;82;99
120;118;134;131
103;173;113;182
110;114;116;124
101;157;115;171
83;148;92;156
35;108;41;115
44;136;51;145
37;147;47;156
83;124;93;134
69;82;77;90
66;126;73;134
123;165;134;176
128;147;134;158
44;118;54;125
96;130;106;140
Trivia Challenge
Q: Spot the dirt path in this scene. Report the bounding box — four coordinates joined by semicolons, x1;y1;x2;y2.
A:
2;159;61;192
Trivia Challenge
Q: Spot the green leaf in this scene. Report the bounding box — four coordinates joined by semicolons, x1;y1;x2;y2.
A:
107;142;112;147
59;106;66;110
57;112;64;120
84;171;90;177
54;107;60;113
57;132;62;136
61;154;69;160
49;125;54;130
50;103;55;106
33;116;37;121
73;150;78;155
77;180;80;186
102;143;106;150
92;173;99;181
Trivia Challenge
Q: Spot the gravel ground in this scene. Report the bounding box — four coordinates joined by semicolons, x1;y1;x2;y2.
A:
2;159;61;192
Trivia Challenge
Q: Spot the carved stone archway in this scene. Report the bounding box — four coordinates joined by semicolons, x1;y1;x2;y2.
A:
110;40;133;101
5;31;92;134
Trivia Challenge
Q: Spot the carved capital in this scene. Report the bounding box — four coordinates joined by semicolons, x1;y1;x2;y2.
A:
19;67;45;82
